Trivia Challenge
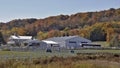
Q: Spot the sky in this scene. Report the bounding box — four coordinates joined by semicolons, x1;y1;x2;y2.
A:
0;0;120;23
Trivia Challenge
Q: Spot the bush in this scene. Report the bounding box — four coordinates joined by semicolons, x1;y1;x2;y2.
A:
2;48;11;51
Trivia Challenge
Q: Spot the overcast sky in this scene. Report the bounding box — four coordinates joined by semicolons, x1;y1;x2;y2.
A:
0;0;120;22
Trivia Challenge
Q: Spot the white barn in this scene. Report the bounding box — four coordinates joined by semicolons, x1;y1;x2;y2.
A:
45;36;92;49
8;35;32;45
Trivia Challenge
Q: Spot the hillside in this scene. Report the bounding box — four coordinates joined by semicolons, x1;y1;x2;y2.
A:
0;8;120;42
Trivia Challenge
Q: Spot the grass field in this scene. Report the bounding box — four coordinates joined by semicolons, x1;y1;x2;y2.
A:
75;49;120;54
0;41;119;68
0;50;76;60
0;55;120;68
0;49;120;55
0;49;120;68
0;49;120;59
0;51;32;55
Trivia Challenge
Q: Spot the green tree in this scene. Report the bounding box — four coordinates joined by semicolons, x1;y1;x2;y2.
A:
90;25;106;41
109;34;120;47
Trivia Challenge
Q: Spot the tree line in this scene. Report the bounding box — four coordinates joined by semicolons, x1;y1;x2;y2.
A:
0;8;120;46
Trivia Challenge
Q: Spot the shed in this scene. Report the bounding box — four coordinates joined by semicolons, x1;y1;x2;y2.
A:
23;39;47;49
42;40;60;50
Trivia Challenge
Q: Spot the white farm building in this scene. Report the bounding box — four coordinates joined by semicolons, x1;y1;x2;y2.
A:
45;36;92;49
7;35;33;45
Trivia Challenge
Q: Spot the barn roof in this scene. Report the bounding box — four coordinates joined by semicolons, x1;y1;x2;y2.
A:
46;36;75;41
24;39;41;43
46;36;91;42
10;35;32;40
42;40;58;44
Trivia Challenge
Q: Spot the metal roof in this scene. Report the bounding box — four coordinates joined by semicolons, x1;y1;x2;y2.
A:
24;39;41;43
46;36;75;41
46;36;91;42
10;35;32;40
42;40;58;44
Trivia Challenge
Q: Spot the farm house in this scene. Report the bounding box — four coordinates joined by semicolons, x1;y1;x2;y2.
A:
7;35;33;46
45;36;92;49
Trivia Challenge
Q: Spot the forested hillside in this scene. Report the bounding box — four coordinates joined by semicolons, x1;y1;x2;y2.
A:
0;8;120;42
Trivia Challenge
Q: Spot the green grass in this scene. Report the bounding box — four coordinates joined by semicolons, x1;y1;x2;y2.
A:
0;50;76;60
75;49;120;53
0;49;120;58
0;51;32;55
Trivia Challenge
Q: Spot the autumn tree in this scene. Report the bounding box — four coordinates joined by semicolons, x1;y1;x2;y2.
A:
37;31;46;40
106;28;115;42
109;33;120;47
11;27;27;36
69;29;79;36
79;25;91;39
47;30;61;38
90;24;106;41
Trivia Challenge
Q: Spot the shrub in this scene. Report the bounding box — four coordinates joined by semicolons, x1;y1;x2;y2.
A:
2;48;11;51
